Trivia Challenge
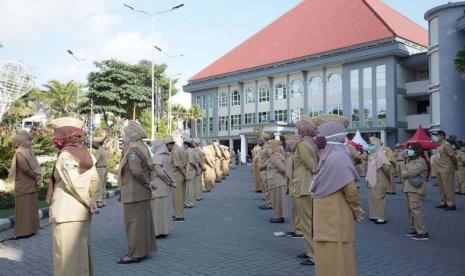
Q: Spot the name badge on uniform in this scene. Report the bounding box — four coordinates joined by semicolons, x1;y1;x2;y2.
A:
64;161;75;170
130;153;137;160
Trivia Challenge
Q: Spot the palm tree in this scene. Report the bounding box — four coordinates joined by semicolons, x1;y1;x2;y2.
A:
455;47;465;73
43;80;83;117
187;105;203;138
171;104;187;131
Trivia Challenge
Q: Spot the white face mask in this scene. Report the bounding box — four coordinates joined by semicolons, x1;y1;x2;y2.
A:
324;132;346;145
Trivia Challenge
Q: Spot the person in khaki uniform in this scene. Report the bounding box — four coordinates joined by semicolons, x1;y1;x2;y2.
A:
8;131;42;239
267;140;287;223
92;138;108;207
229;148;237;169
346;137;364;177
257;133;272;210
193;139;205;201
185;138;198;208
401;142;430;241
150;139;176;238
311;116;364;276
431;131;458;210
384;146;397;194
166;136;188;221
292;116;319;266
220;145;230;177
284;135;303;238
118;121;156;264
202;146;216;192
212;143;223;182
455;147;465;195
47;117;99;275
366;137;391;224
395;145;406;182
252;143;263;192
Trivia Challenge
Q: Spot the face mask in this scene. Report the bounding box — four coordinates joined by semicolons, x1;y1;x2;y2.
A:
258;141;264;146
431;135;440;143
314;136;327;150
150;147;156;153
367;145;377;153
406;149;416;157
52;137;64;149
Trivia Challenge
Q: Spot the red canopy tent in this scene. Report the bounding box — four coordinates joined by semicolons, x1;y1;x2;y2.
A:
399;125;437;150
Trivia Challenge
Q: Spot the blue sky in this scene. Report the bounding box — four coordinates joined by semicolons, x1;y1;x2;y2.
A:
0;0;449;107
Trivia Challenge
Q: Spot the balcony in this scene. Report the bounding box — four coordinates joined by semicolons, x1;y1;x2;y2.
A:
406;113;431;130
405;80;429;97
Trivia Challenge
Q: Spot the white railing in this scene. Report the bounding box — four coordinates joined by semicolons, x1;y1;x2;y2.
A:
406;80;429;95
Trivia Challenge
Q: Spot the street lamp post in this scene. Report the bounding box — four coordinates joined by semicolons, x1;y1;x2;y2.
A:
154;45;183;134
124;3;184;140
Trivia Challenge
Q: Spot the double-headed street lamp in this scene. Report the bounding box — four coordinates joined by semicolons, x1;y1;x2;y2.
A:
154;45;183;134
123;3;184;140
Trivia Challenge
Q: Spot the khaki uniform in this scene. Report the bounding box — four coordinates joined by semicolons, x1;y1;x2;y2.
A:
267;152;287;219
11;150;40;237
229;149;237;169
213;145;223;182
358;154;368;177
221;146;230;176
94;146;108;205
258;143;272;208
395;149;406;179
455;150;465;193
313;182;360;276
119;145;156;259
186;147;197;207
195;147;205;200
384;147;397;194
203;148;216;192
432;141;456;206
252;145;263;192
50;152;98;276
292;139;318;260
171;144;188;218
367;164;390;220
401;158;428;235
286;150;302;235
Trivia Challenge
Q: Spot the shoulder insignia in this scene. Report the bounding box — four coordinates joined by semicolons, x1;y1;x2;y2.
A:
130;153;137;160
63;160;76;170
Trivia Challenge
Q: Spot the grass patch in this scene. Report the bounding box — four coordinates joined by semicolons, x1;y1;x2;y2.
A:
0;201;48;219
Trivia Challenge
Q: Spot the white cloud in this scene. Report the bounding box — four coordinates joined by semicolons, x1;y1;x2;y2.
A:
101;31;153;63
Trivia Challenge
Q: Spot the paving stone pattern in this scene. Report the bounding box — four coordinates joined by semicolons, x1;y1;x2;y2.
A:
1;166;465;276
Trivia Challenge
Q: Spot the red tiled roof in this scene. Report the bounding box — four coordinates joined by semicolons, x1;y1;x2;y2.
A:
189;0;428;82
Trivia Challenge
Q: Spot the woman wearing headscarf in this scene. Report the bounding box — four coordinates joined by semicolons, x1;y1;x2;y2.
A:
366;137;391;224
266;140;287;223
151;139;176;239
202;146;216;192
8;131;42;239
284;135;303;238
118;121;156;264
401;142;430;241
311;116;364;276
48;117;99;276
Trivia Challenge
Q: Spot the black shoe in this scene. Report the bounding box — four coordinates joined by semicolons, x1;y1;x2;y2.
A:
269;218;285;223
290;233;304;239
300;259;315;266
286;231;295;236
173;218;185;222
156;234;168;239
258;205;272;210
411;233;429;241
386;192;396;195
369;218;377;222
444;206;457;211
405;231;418;237
435;204;447;209
374;219;387;224
255;190;263;193
297;253;309;259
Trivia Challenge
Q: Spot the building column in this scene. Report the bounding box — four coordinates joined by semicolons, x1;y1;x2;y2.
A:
229;138;233;149
240;134;247;164
274;132;281;141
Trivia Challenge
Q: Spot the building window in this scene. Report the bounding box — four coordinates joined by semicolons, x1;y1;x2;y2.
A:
231;115;241;130
202;118;208;136
291;108;303;123
258;111;269;123
308;76;324;117
290;79;303;99
202;96;208;110
219;90;228;107
231;89;240;106
195;119;202;137
350;70;360;129
376;65;387;127
363;68;373;128
219;116;229;131
274;110;288;123
430;50;439;86
326;73;343;116
209;96;213;109
195;96;202;107
429;17;439;47
209;117;213;133
274;82;287;100
245;113;256;124
259;85;270;102
245;87;255;104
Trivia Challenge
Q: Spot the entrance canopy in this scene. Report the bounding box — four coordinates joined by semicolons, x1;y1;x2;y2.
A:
399;125;437;150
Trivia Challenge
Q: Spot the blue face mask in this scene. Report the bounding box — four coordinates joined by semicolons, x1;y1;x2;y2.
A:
367;145;377;153
406;149;416;157
431;135;440;143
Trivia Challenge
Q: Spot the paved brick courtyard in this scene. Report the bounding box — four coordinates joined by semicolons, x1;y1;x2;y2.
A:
1;166;465;276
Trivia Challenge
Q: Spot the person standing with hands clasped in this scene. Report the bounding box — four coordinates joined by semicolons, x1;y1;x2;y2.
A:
266;139;287;223
47;117;99;276
401;142;430;241
311;115;364;276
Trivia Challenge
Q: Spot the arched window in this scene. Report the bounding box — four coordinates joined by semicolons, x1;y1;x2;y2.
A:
290;79;303;99
326;73;343;115
308;76;323;117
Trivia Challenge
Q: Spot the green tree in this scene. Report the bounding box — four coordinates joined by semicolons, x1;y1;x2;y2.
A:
455;47;465;73
43;80;83;117
171;104;187;131
187;105;203;138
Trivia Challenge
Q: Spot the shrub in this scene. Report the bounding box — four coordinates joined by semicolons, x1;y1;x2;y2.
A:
107;151;121;174
0;131;14;179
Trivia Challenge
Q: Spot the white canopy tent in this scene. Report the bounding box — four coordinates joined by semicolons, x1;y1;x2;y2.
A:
352;130;369;150
21;110;47;131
